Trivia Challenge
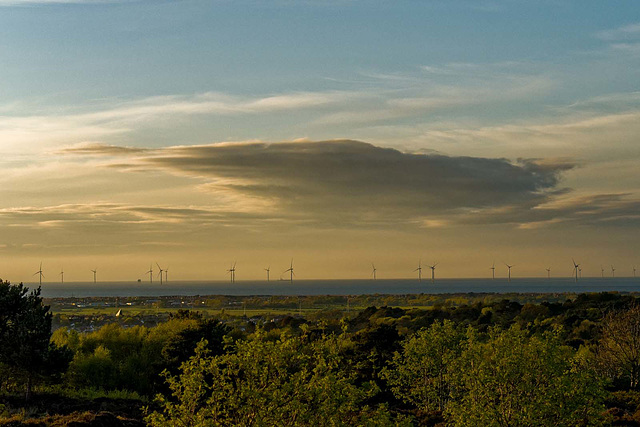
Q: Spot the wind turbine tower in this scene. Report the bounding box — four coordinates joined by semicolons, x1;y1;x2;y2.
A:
371;263;377;280
634;266;637;278
572;259;580;282
227;262;236;283
429;262;437;283
490;262;496;280
156;263;164;285
60;268;64;284
546;267;551;280
284;259;295;283
164;267;169;283
414;260;423;282
601;266;605;278
265;266;270;282
505;263;513;282
91;269;97;284
611;265;616;278
146;264;153;283
33;262;44;285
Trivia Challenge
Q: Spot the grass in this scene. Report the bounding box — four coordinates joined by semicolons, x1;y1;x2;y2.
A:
0;387;148;426
0;410;144;426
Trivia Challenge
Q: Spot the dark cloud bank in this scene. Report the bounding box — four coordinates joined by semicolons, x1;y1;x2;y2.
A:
60;139;639;228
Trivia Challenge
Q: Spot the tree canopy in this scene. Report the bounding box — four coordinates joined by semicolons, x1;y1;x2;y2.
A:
0;280;70;399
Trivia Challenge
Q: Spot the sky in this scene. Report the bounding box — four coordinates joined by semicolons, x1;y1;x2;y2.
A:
1;0;639;282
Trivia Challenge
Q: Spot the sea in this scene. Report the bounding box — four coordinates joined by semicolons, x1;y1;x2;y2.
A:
29;277;640;298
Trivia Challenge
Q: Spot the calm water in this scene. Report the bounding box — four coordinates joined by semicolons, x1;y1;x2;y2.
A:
30;277;640;298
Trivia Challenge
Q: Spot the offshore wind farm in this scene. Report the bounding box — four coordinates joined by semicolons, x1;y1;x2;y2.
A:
28;277;640;299
17;258;640;297
15;258;640;297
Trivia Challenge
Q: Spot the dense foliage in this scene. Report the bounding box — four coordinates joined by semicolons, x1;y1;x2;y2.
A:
147;330;404;426
447;326;606;426
5;288;640;425
0;280;71;400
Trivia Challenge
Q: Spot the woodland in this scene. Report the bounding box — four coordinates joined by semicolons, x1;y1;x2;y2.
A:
2;280;640;426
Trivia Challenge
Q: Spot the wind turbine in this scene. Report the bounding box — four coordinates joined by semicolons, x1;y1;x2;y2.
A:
505;263;513;282
414;260;423;282
546;267;551;280
283;259;294;283
611;265;616;278
33;262;44;285
429;262;437;283
227;262;236;283
265;266;270;282
60;267;64;284
601;266;605;278
572;259;580;282
633;266;637;278
146;264;153;283
164;267;169;283
371;263;377;280
490;262;496;280
156;263;164;285
91;268;97;284
579;267;582;279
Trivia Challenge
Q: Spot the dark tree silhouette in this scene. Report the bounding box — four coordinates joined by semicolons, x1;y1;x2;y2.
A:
0;280;70;399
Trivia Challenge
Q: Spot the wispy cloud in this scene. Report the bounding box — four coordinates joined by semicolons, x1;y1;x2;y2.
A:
0;64;554;153
454;193;640;229
0;91;361;152
596;22;640;57
610;42;640;55
380;110;640;161
313;73;553;125
597;22;640;41
58;142;148;156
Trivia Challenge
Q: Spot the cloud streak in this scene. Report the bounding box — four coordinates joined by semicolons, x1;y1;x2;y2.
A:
597;22;640;41
0;63;553;154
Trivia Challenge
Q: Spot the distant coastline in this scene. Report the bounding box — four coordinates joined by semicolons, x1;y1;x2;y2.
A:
28;277;640;298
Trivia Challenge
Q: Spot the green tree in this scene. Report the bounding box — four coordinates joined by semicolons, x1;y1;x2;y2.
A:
61;321;191;395
383;319;464;412
161;318;230;374
0;280;71;399
147;330;407;426
447;326;607;426
597;304;640;389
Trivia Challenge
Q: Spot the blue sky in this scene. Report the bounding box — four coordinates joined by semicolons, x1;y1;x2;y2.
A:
0;0;639;281
2;1;637;103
